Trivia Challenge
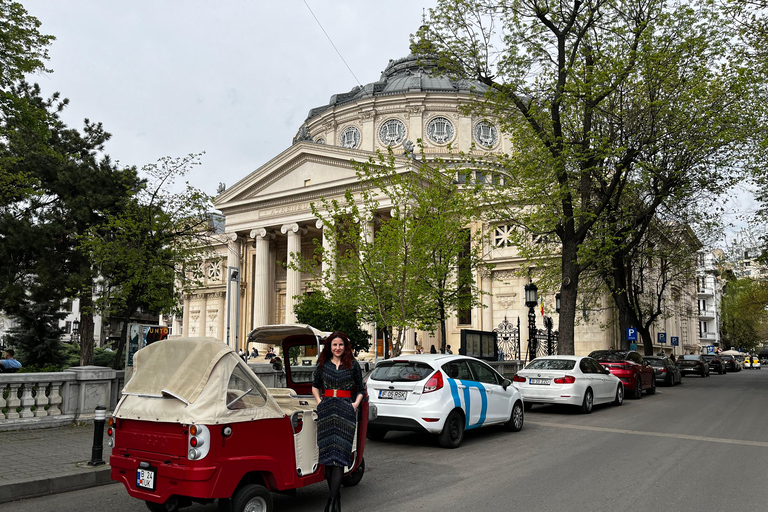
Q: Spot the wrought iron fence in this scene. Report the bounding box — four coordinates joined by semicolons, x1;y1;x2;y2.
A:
494;317;521;361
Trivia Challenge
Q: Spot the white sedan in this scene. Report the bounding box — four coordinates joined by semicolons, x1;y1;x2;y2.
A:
366;355;524;448
513;356;624;413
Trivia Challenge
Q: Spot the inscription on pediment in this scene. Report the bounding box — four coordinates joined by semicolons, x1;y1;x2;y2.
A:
263;202;313;219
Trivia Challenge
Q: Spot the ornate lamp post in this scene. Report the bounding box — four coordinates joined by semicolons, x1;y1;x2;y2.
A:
555;293;561;314
525;280;538;362
72;319;80;345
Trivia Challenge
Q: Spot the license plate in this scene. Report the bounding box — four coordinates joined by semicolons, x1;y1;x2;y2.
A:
379;390;407;400
136;467;156;491
529;378;550;385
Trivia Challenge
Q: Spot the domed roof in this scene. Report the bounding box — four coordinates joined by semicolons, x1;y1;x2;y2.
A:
304;54;489;122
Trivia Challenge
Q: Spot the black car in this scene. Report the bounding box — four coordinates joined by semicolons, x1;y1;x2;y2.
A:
720;354;741;372
702;354;726;375
677;354;709;377
644;356;682;386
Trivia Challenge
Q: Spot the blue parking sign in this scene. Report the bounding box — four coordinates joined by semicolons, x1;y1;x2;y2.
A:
627;328;637;341
671;336;679;346
658;332;666;344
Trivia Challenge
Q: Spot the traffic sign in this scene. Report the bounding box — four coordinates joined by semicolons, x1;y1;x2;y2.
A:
671;336;679;347
658;332;666;344
627;328;638;341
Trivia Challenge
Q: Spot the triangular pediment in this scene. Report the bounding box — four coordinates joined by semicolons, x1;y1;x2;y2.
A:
215;142;387;214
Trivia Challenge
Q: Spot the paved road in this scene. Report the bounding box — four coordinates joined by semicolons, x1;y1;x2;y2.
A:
7;368;768;512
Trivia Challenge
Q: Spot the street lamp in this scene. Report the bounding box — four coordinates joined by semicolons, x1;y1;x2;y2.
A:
524;280;538;362
72;319;80;345
555;293;561;314
226;267;241;348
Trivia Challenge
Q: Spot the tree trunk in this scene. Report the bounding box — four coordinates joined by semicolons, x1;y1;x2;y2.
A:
557;241;580;355
79;293;94;366
112;320;129;370
638;326;655;355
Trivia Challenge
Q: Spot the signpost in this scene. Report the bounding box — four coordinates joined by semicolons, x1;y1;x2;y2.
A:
671;336;679;347
627;328;638;351
658;332;667;344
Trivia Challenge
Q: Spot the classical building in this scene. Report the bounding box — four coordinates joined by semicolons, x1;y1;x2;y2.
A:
180;52;697;358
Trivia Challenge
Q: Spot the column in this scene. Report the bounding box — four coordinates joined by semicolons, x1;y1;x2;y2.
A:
250;228;275;328
360;217;375;342
481;269;493;331
281;223;307;324
316;219;335;290
225;233;242;347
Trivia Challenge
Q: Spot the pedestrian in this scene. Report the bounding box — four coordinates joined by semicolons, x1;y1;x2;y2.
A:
312;331;364;512
446;345;453;355
238;349;247;362
0;349;21;372
430;344;437;354
265;346;276;360
250;346;259;358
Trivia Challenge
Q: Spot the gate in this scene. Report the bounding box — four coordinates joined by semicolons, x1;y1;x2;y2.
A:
494;317;521;361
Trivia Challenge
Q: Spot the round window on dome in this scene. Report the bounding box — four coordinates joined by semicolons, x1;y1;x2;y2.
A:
426;117;455;145
474;121;498;149
315;138;326;145
378;119;406;146
339;126;361;149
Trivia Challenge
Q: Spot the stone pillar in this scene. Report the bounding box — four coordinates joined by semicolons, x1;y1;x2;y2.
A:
251;228;275;329
481;269;493;331
225;233;242;347
281;223;307;324
316;219;335;290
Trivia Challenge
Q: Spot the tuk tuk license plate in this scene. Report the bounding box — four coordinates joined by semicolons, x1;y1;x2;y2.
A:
530;378;550;385
379;390;407;400
137;467;156;491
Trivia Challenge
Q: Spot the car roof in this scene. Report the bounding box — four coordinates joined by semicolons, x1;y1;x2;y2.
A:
530;355;584;360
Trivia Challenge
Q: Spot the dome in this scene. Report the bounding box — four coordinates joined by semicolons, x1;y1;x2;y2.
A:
304;54;489;122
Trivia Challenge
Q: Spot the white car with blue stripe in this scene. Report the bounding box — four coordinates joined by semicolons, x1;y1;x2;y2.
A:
365;355;524;448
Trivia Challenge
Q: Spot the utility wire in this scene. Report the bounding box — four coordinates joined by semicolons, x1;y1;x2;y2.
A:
303;0;365;89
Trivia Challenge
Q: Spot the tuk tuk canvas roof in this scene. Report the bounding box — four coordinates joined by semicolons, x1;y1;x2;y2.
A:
116;337;284;424
247;324;331;345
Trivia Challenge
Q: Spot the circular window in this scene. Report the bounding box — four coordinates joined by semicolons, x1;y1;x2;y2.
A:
339;126;361;149
378;119;406;146
315;138;326;145
474;121;498;148
426;117;455;145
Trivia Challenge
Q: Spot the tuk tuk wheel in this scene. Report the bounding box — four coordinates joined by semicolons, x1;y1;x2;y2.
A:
342;458;365;487
231;484;273;512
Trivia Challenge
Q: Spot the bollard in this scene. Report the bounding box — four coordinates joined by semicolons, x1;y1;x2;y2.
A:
87;405;107;466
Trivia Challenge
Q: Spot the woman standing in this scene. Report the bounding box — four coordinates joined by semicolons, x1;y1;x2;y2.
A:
312;331;364;512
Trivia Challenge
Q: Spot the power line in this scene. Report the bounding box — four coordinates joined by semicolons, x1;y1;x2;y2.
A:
303;0;364;89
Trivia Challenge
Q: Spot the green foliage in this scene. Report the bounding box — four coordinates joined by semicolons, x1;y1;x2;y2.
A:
6;300;65;367
720;277;768;353
293;291;370;354
0;0;54;90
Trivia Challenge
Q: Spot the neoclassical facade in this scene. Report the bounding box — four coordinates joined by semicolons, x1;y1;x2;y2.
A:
180;53;698;358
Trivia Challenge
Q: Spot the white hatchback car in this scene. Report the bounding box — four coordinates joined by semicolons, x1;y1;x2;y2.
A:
366;355;524;448
513;356;624;413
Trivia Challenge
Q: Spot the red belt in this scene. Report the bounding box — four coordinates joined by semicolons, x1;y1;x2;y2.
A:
323;389;351;398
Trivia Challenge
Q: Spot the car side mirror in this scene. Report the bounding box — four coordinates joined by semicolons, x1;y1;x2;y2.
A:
502;378;512;391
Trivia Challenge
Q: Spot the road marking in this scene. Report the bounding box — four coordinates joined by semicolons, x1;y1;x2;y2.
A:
528;421;768;448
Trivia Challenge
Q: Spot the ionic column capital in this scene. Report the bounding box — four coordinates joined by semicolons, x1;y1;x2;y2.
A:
251;228;275;240
281;223;308;236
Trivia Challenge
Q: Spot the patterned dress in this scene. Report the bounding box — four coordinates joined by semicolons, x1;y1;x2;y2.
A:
313;360;364;467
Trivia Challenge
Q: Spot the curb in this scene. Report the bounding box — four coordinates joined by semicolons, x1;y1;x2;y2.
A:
0;464;113;504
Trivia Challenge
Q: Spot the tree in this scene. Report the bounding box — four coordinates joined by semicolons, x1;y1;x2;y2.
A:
418;0;764;353
0;0;54;90
720;277;768;353
293;291;370;354
301;149;486;357
80;153;214;368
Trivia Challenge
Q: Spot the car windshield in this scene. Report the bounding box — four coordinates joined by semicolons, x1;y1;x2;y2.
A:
589;351;628;361
721;355;734;361
370;361;435;382
680;355;700;360
525;359;576;370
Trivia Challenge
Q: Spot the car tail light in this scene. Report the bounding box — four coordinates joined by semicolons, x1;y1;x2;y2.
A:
424;371;444;393
512;375;526;383
554;375;576;384
658;367;667;373
187;424;211;460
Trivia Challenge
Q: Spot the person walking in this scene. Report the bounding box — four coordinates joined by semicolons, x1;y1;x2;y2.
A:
312;331;363;512
0;349;21;372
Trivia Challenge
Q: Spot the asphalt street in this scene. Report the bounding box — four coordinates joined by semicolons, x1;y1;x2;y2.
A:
7;367;768;512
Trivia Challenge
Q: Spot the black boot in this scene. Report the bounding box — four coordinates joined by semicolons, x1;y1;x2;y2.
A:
331;494;341;512
324;497;333;512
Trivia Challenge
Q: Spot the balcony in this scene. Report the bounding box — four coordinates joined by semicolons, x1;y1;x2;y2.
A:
697;287;714;297
699;332;718;341
698;308;717;320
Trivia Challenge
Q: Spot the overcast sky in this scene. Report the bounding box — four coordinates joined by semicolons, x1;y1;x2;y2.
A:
22;0;758;245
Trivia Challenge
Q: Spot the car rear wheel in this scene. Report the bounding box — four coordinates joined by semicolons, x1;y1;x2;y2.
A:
505;400;524;431
580;388;594;414
366;427;388;441
613;384;624;406
647;377;656;395
634;378;643;399
438;410;465;448
231;484;272;512
342;458;365;487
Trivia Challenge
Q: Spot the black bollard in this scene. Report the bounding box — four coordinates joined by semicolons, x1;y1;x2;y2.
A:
87;405;107;466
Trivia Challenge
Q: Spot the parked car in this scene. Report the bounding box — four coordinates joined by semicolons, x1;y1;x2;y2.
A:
677;354;710;377
720;355;741;372
703;354;726;375
750;356;761;369
643;356;682;386
513;356;624;413
366;354;524;448
588;350;656;399
109;326;370;512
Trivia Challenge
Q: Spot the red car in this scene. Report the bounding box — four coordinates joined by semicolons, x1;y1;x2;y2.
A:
109;325;369;512
588;350;656;399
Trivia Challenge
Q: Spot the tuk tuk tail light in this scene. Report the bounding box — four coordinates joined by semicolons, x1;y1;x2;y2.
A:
187;424;211;460
106;420;115;447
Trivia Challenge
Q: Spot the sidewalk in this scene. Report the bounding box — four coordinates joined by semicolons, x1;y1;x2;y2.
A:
0;423;113;504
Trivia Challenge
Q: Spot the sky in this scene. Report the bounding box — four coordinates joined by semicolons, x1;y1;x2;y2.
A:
21;1;760;246
23;0;437;195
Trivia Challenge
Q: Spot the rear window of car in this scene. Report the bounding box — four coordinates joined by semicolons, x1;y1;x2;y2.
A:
645;359;664;367
525;359;576;370
680;355;700;360
370;361;435;382
702;355;717;360
589;351;628;361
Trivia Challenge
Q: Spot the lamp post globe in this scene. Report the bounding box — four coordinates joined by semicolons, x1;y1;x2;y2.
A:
524;280;538;362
